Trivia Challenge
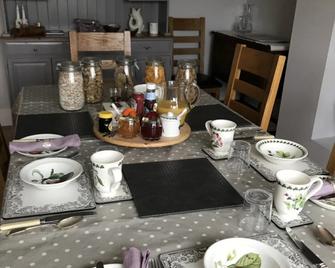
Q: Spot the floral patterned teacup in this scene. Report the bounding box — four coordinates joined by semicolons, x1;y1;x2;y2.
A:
205;119;237;155
274;170;323;222
91;150;124;197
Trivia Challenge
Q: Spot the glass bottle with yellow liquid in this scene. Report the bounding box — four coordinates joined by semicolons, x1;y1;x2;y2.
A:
157;81;199;125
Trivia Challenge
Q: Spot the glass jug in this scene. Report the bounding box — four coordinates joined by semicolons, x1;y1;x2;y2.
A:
82;57;103;103
157;80;199;125
114;56;137;101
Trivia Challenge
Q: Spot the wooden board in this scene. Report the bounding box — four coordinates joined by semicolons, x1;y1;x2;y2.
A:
94;123;191;148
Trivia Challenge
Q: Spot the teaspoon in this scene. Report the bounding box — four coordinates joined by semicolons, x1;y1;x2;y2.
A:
315;224;335;246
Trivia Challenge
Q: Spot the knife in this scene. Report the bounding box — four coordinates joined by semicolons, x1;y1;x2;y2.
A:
0;211;96;231
286;227;328;268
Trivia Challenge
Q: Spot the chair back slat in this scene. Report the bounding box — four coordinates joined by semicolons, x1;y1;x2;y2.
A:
224;44;286;131
69;31;131;64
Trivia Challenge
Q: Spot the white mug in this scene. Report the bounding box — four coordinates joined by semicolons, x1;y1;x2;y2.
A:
91;150;124;197
274;170;323;222
205;119;237;154
149;22;158;36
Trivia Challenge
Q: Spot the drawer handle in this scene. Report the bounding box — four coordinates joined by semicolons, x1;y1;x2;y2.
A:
33;48;38;52
144;46;151;50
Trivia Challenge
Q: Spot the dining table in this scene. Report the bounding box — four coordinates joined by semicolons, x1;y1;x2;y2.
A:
0;84;334;268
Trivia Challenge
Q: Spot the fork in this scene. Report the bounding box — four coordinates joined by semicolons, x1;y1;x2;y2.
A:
149;258;162;268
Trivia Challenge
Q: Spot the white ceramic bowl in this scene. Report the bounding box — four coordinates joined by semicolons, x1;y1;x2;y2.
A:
203;238;290;268
255;138;308;165
134;84;164;100
20;157;83;190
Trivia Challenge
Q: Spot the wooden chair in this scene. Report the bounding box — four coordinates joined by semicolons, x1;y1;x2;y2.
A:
168;17;222;99
69;31;131;68
224;44;286;131
327;144;335;175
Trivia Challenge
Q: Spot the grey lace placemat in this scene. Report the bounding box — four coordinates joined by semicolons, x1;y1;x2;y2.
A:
159;233;310;268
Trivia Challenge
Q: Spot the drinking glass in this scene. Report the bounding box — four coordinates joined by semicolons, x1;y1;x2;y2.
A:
228;140;251;174
238;188;273;235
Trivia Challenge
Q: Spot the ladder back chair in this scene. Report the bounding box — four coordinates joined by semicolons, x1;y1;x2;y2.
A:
327;144;335;175
69;31;131;69
168;17;222;99
224;44;286;131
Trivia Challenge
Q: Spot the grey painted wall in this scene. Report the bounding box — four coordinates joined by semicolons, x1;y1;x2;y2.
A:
276;0;335;167
168;0;296;73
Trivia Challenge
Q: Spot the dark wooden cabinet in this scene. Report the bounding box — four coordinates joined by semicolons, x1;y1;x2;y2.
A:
4;41;69;104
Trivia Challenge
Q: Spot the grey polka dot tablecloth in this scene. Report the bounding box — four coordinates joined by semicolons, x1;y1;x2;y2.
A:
1;86;335;268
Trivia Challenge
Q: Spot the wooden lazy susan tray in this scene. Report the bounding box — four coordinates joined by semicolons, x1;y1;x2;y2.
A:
93;123;191;148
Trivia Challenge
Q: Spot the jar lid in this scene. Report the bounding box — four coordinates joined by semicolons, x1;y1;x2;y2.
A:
116;56;135;65
99;111;113;119
58;61;81;72
146;59;163;66
177;60;196;69
146;83;156;90
81;57;100;66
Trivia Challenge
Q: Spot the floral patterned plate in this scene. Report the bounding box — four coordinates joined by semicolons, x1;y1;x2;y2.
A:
159;234;309;268
311;175;335;211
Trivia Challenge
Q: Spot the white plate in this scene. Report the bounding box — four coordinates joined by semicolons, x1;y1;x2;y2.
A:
17;134;67;158
203;238;290;268
255;138;308;165
20;158;83;190
311;175;335;210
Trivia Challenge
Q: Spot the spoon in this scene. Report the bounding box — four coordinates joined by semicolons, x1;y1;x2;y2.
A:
315;225;335;246
6;216;83;236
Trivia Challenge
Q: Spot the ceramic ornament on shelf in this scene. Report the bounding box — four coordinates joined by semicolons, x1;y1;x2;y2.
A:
128;8;144;35
15;4;22;29
21;4;28;26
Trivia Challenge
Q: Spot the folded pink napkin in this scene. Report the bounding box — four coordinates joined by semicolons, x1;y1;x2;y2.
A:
312;178;335;199
123;247;150;268
9;134;81;154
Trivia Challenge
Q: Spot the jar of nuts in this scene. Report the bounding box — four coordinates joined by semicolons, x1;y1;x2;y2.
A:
114;57;136;101
82;57;103;103
58;61;85;111
175;60;197;86
144;59;166;97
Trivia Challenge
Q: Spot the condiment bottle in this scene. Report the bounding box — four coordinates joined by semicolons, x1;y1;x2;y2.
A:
144;83;157;114
141;111;162;140
131;93;145;119
98;111;113;133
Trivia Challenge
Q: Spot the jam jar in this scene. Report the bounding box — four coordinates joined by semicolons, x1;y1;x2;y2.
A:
117;116;140;138
98;111;113;133
141;112;162;140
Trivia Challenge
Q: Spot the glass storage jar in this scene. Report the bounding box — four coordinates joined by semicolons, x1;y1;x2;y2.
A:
175;60;197;85
114;57;137;101
82;57;103;103
144;59;166;97
58;61;85;111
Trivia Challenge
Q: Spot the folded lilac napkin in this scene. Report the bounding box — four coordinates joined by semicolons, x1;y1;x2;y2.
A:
312;178;335;199
123;247;150;268
9;134;81;154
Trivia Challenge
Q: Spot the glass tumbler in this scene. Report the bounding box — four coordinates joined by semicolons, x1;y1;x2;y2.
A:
228;140;251;174
238;188;273;235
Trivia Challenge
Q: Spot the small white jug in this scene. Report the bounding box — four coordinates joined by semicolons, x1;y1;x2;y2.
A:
161;112;180;137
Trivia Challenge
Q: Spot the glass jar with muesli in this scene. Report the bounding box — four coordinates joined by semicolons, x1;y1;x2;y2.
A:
58;61;85;111
81;57;103;103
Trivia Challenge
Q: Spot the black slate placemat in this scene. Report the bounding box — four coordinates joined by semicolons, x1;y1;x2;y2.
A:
186;104;252;131
123;158;243;217
15;112;93;138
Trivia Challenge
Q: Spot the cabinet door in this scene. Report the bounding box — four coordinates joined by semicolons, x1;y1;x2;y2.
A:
7;58;53;104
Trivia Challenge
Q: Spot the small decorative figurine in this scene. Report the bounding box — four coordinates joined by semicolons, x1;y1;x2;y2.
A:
128;8;144;36
15;4;22;29
21;4;29;26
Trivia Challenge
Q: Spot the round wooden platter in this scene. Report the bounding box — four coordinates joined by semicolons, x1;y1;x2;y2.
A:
93;123;191;148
